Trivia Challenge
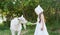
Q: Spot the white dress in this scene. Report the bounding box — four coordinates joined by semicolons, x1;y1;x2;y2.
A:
34;16;49;35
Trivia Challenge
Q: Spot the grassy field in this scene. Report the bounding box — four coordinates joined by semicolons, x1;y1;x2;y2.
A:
0;26;60;35
0;29;34;35
0;22;60;35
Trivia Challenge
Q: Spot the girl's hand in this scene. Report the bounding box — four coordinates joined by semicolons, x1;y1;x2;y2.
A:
39;20;40;23
41;27;44;31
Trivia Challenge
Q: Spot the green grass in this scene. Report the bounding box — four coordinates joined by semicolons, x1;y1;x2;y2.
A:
0;26;60;35
0;30;11;35
0;22;60;35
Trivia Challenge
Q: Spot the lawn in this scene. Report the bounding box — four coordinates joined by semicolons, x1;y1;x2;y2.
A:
0;29;34;35
0;26;60;35
0;22;60;35
0;25;35;35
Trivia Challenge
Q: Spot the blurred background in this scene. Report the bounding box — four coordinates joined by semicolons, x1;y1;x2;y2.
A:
0;0;60;35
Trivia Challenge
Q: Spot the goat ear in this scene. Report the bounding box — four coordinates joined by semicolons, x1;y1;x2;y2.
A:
21;15;23;17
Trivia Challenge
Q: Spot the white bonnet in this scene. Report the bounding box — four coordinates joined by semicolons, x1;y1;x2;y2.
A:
35;5;43;15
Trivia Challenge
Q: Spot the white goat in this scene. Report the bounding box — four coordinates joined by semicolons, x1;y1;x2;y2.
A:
10;15;27;35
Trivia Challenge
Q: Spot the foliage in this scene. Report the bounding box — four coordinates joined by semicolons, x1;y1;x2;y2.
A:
0;0;60;29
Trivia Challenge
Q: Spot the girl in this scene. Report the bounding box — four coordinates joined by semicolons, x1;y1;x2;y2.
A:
34;5;49;35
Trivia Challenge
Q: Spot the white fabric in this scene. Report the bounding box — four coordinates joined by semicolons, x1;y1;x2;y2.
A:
35;5;43;15
34;16;49;35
